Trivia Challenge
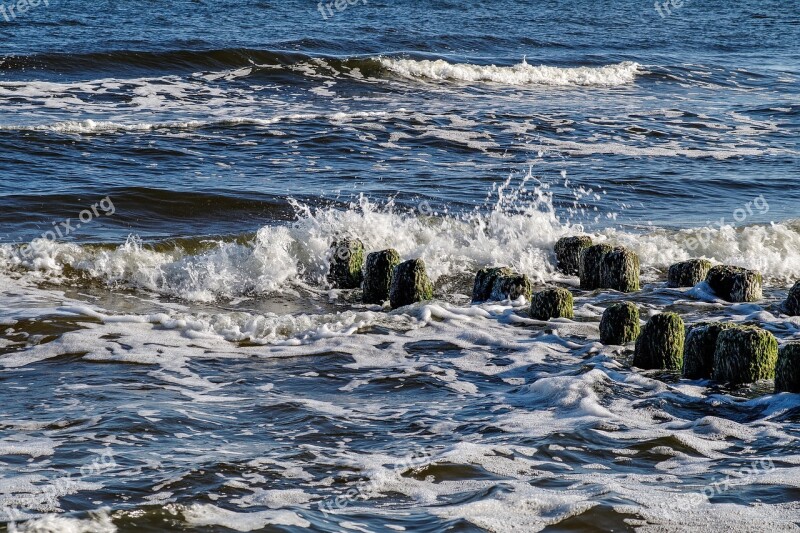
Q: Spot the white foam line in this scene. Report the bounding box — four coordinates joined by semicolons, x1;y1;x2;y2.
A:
379;58;641;87
0;110;403;134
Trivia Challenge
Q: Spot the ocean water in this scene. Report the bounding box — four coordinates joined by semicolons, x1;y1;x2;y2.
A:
1;0;800;530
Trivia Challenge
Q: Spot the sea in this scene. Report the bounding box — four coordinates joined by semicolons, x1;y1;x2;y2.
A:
1;0;799;531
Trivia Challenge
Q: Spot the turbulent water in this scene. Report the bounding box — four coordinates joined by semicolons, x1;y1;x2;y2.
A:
1;0;800;531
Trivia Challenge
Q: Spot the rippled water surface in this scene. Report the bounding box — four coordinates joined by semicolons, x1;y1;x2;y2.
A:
1;0;799;531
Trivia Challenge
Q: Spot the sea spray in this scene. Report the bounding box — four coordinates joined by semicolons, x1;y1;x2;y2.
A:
1;178;799;302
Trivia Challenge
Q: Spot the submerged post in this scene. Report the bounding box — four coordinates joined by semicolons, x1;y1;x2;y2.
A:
633;313;685;370
712;326;777;384
327;238;365;289
389;259;434;309
599;302;640;345
363;249;402;304
706;265;762;302
668;259;712;288
530;287;574;320
555;236;593;275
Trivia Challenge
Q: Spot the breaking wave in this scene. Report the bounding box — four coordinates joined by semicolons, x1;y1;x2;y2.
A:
378;57;642;86
1;176;798;303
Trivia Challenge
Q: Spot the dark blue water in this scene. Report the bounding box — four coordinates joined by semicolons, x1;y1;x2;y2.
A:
1;1;799;531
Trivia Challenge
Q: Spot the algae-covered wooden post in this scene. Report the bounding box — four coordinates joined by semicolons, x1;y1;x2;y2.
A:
668;259;712;288
633;312;685;370
472;267;513;302
579;244;613;290
363;249;401;304
706;265;762;302
599;302;640;345
712;326;777;384
555;236;593;275
530;287;573;320
327;238;365;289
776;343;800;393
682;322;736;379
580;244;639;293
472;267;532;302
784;281;800;315
389;259;434;309
600;247;640;293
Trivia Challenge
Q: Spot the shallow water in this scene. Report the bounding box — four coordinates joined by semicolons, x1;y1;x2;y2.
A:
1;0;800;531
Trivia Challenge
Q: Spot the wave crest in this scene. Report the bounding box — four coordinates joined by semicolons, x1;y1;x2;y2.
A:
378;58;641;86
2;175;798;302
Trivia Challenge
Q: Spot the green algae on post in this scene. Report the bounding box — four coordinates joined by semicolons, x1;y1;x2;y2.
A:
682;322;736;379
327;238;365;289
705;265;762;302
472;267;532;302
555;236;593;275
712;326;778;384
668;259;712;288
579;244;613;290
776;342;800;393
363;249;402;304
530;287;574;320
633;312;685;370
490;272;533;301
389;258;434;309
599;302;640;345
472;267;514;302
600;246;640;293
784;281;800;316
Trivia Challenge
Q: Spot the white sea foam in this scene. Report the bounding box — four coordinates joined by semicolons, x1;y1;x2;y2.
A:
2;274;799;530
0;436;57;458
181;503;310;530
2;178;799;305
1;180;798;533
529;137;794;159
0;110;401;134
431;485;595;532
8;511;116;533
379;58;641;86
